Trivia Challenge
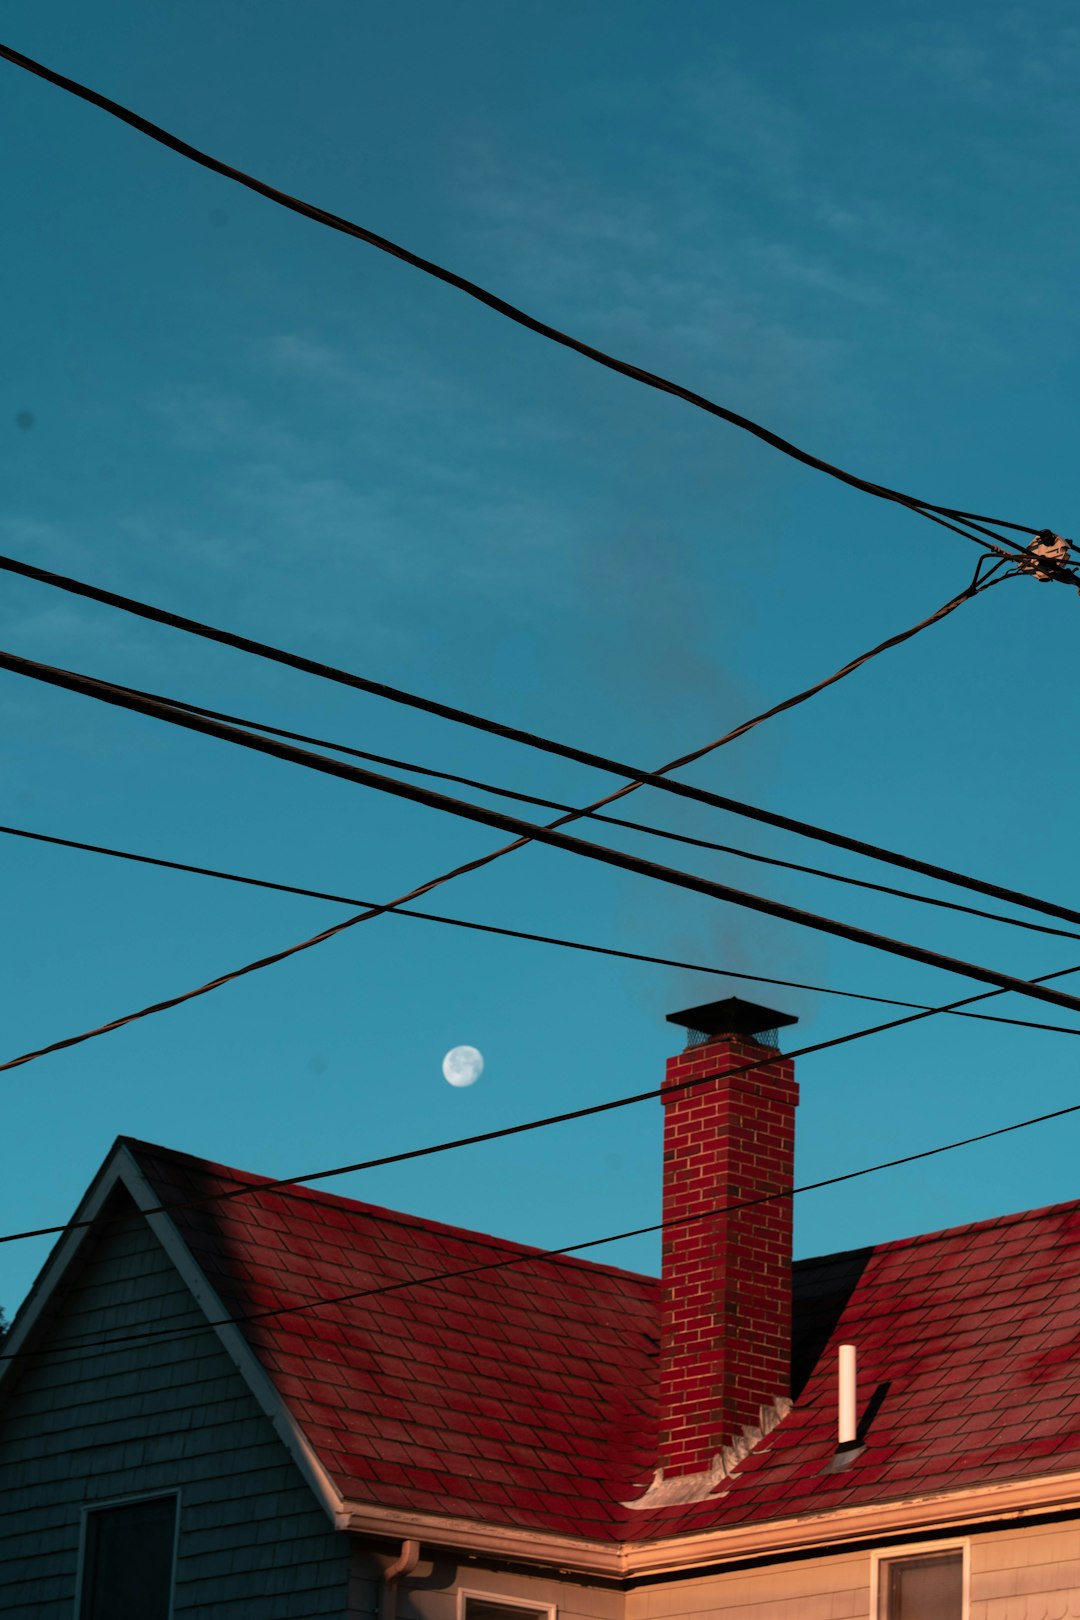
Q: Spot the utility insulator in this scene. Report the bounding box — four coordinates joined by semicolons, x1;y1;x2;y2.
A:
1017;530;1072;581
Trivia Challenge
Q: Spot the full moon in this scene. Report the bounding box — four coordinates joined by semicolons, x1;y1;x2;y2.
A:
442;1045;484;1088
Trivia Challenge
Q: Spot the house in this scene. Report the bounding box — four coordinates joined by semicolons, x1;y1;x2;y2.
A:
2;996;1080;1618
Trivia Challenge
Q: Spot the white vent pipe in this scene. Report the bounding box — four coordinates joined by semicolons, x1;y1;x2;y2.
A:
838;1343;857;1448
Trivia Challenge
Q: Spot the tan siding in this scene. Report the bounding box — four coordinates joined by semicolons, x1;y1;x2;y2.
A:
629;1551;870;1620
971;1522;1080;1619
625;1518;1080;1620
974;1527;1080;1571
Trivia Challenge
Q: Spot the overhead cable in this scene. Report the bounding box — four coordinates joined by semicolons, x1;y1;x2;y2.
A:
0;41;1036;554
4;820;1074;1035
4;646;1080;1035
0;566;1066;1080
6;553;1073;936
82;672;1080;949
5;939;1080;1249
7;1075;1080;1362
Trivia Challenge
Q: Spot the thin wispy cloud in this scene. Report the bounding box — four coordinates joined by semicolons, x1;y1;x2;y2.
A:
853;11;1080;104
143;341;596;651
453;57;888;422
0;517;161;659
680;58;808;192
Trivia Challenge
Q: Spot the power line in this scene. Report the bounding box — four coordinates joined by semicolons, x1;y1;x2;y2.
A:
1;40;1071;1369
6;645;1080;1023
5;820;1074;1035
7;1072;1080;1363
0;570;1068;1080
6;552;1073;936
4;937;1079;1252
10;1019;912;1246
0;40;1037;556
87;672;1080;950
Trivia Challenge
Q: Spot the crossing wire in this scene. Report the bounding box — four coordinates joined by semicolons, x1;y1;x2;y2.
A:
65;670;1080;950
5;1066;1080;1362
6;646;1080;1037
6;554;1071;935
4;821;1077;1042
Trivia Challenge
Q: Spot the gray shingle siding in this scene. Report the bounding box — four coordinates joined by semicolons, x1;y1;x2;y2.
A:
0;1209;351;1617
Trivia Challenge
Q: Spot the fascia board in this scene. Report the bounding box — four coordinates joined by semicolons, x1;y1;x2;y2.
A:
345;1468;1080;1581
624;1467;1080;1578
343;1500;624;1575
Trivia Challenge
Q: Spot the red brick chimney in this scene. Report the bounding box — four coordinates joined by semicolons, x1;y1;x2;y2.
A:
659;998;799;1478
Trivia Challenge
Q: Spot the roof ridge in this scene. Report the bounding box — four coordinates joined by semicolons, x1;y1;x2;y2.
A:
795;1187;1080;1273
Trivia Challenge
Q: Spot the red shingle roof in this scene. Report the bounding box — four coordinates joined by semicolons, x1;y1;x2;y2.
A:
128;1140;658;1540
127;1139;1080;1544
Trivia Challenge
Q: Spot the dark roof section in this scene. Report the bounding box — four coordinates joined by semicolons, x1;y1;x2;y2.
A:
122;1140;1080;1544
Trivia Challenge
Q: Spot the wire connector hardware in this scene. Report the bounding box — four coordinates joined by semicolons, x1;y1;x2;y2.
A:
1017;530;1077;585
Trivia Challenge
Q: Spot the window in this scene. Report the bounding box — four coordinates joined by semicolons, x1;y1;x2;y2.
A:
465;1606;549;1620
79;1494;178;1620
875;1546;966;1620
459;1592;555;1620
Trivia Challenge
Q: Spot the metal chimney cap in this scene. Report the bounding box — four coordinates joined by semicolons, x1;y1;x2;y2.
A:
666;996;798;1049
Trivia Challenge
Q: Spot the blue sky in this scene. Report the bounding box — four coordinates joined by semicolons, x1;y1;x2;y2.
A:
3;1;1080;1318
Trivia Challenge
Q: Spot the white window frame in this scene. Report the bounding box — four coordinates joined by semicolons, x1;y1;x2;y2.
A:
870;1537;970;1620
457;1588;557;1620
73;1489;182;1620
